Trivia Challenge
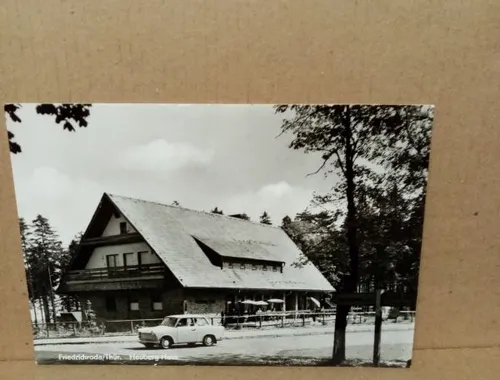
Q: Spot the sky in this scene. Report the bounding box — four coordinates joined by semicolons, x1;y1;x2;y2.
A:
7;104;338;246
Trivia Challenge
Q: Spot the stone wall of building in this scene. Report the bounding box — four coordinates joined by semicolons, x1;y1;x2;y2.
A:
183;289;225;314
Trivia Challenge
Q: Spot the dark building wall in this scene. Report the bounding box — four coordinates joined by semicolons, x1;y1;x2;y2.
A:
79;288;185;321
78;288;322;322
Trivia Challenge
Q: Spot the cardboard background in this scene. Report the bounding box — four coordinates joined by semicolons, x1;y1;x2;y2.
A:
1;0;499;378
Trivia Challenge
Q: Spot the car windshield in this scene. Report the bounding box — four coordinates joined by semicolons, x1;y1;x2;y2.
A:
160;317;177;327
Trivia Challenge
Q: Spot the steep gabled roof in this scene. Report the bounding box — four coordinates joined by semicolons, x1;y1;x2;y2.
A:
96;193;335;292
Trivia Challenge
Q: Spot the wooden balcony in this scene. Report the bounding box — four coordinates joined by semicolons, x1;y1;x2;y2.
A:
64;264;165;282
59;264;167;293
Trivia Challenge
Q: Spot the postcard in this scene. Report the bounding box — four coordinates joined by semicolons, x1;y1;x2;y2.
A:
4;103;434;367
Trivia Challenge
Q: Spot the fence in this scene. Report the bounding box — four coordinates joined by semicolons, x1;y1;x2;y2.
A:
32;319;164;339
221;309;415;330
32;309;415;339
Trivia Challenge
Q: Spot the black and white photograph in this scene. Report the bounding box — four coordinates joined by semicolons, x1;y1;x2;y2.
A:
5;103;434;367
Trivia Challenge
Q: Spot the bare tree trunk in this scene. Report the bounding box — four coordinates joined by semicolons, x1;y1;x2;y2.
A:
332;305;350;362
39;299;46;324
47;266;57;324
42;295;51;324
332;106;360;365
32;300;39;325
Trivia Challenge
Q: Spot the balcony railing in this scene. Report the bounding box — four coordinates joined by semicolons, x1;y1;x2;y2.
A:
65;264;165;281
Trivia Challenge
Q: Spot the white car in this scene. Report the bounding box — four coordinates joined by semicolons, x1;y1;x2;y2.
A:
138;314;224;349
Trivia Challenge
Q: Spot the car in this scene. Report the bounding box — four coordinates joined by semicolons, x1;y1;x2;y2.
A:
137;314;225;349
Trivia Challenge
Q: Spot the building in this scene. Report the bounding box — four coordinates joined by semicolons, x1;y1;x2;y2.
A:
57;193;335;321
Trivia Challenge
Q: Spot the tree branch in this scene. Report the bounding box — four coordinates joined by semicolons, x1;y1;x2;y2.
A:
306;157;330;177
274;108;321;139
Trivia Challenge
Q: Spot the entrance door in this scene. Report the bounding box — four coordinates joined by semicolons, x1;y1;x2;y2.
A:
123;253;134;267
106;254;118;277
138;251;148;269
106;254;117;267
225;294;235;314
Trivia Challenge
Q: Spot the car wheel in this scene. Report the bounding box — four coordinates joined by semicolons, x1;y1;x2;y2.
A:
202;335;215;346
160;336;173;349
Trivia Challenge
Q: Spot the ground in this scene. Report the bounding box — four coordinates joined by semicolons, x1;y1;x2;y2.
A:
34;328;414;366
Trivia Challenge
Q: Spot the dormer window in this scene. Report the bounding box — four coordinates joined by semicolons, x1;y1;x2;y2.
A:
119;222;127;234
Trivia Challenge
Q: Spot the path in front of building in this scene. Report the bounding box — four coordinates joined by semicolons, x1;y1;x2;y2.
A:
33;321;414;346
34;328;414;366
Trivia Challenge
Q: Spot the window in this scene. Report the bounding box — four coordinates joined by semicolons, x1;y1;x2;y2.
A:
106;254;118;268
273;266;278;272
240;263;245;269
129;300;139;311
123;252;134;267
227;262;233;268
151;294;163;311
252;264;257;270
196;318;209;326
119;222;127;234
105;296;116;312
138;251;148;266
161;317;176;327
263;265;268;271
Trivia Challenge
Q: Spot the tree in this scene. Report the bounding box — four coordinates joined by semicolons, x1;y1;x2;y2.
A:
5;103;92;154
26;215;64;324
59;232;84;312
210;207;224;215
275;104;432;364
259;211;272;225
281;215;293;229
283;211;346;287
19;218;40;324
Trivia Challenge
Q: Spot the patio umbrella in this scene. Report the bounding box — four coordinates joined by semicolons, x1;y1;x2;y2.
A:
267;298;285;303
309;296;321;308
240;300;256;304
254;300;268;306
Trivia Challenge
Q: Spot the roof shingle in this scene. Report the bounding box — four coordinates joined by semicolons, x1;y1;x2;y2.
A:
107;193;335;292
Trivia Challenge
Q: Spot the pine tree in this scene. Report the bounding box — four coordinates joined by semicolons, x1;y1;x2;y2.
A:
210;207;224;215
259;211;272;225
19;218;39;324
27;215;63;324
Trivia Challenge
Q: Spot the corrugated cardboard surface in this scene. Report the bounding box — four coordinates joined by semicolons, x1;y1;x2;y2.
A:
1;0;499;378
